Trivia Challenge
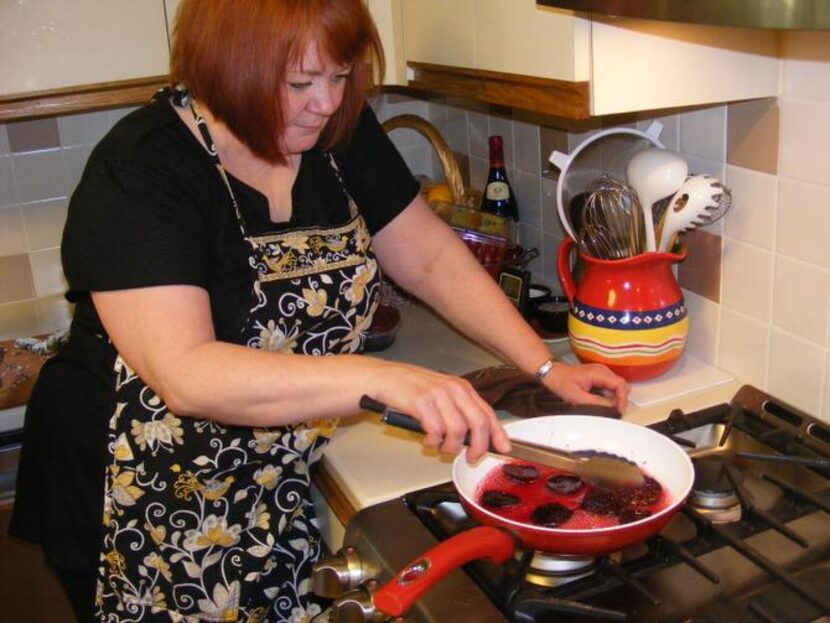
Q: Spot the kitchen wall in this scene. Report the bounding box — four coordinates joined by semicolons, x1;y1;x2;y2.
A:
0;31;828;420
0;108;137;341
380;30;830;422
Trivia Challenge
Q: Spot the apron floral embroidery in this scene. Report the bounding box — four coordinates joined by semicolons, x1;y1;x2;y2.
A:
96;92;381;622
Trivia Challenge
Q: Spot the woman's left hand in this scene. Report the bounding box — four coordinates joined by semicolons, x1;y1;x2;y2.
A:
543;361;629;412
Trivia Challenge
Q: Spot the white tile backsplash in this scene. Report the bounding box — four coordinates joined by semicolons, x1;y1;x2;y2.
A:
679;105;727;161
777;177;830;269
772;255;830;344
29;247;66;298
437;105;469;155
723;165;777;249
62;144;95;193
11;149;69;202
0;205;27;257
513;169;542;229
718;307;769;389
57;110;115;147
683;290;720;365
467;111;489;160
0;300;40;340
638;114;680;152
767;328;825;416
34;294;72;335
779;98;830;185
0;156;16;205
513;119;540;175
22;197;69;251
0;125;9;155
721;238;774;321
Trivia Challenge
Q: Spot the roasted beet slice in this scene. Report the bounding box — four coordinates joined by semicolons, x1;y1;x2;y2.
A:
619;507;653;524
580;488;623;515
622;476;663;508
502;463;540;483
531;502;573;527
546;474;585;495
481;490;521;509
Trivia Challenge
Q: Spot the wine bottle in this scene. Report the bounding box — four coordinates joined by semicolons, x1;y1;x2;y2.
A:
481;135;519;222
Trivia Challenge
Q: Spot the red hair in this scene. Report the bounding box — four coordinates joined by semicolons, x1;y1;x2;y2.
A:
169;0;385;165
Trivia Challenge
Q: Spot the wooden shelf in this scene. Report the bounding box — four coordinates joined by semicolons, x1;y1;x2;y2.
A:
0;75;169;123
407;62;590;119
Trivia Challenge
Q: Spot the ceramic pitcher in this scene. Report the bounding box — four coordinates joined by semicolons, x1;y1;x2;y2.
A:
556;237;688;381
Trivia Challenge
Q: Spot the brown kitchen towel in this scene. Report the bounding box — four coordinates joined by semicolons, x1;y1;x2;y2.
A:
462;365;621;419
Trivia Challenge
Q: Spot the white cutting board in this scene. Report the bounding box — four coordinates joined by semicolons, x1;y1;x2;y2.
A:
561;352;734;407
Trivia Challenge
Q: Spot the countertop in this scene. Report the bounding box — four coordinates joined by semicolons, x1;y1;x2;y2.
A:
320;303;742;514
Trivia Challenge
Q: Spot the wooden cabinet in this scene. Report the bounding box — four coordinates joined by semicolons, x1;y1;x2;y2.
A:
401;0;780;118
0;0;169;98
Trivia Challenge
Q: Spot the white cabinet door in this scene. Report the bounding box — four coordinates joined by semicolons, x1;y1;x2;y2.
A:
474;0;590;81
403;0;477;69
400;0;780;116
590;17;780;115
0;0;170;97
367;0;406;85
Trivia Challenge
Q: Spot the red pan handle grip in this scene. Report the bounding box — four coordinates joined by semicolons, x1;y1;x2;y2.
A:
371;526;516;617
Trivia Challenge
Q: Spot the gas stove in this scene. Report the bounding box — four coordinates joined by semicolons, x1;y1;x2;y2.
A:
312;386;830;622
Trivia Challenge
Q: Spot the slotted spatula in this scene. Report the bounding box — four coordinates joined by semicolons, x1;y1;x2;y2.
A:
360;396;644;489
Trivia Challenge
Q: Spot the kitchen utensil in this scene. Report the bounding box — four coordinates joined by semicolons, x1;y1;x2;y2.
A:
365;415;695;618
580;175;644;259
656;174;733;252
550;122;665;241
558;236;688;381
625;147;689;252
361;396;643;488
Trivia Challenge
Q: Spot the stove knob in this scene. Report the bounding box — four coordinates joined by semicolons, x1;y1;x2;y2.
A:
330;581;390;623
312;546;367;598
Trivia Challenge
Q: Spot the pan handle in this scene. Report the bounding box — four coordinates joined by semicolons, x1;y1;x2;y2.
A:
371;526;516;618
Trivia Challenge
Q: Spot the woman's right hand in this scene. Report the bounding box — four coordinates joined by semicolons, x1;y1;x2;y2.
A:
367;362;510;463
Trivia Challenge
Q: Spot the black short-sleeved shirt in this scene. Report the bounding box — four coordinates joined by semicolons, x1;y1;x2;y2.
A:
63;92;419;342
10;91;419;571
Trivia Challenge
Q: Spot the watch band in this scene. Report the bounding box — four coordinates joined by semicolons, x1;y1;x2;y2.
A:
535;357;557;380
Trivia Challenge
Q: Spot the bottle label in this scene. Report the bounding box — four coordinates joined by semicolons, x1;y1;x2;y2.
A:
485;181;510;202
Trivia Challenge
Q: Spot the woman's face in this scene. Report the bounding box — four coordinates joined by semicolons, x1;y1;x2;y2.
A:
280;41;352;156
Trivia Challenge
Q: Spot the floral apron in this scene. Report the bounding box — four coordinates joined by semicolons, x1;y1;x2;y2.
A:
96;95;382;623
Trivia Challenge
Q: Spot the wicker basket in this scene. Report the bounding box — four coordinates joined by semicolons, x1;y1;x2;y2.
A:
382;113;470;206
383;114;509;277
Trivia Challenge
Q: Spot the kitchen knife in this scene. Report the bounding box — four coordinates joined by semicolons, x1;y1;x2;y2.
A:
360;396;644;489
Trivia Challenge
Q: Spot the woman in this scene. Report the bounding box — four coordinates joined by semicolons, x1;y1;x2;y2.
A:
11;1;628;621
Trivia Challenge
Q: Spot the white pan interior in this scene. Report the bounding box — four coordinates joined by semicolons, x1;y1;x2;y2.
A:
452;415;695;533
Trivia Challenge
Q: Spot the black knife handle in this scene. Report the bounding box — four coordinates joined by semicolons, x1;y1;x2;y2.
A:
359;395;388;415
360;395;478;447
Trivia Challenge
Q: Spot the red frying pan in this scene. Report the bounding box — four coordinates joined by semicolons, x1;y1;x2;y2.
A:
370;415;694;618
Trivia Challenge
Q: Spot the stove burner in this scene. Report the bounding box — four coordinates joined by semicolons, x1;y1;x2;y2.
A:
689;458;742;522
519;550;597;587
